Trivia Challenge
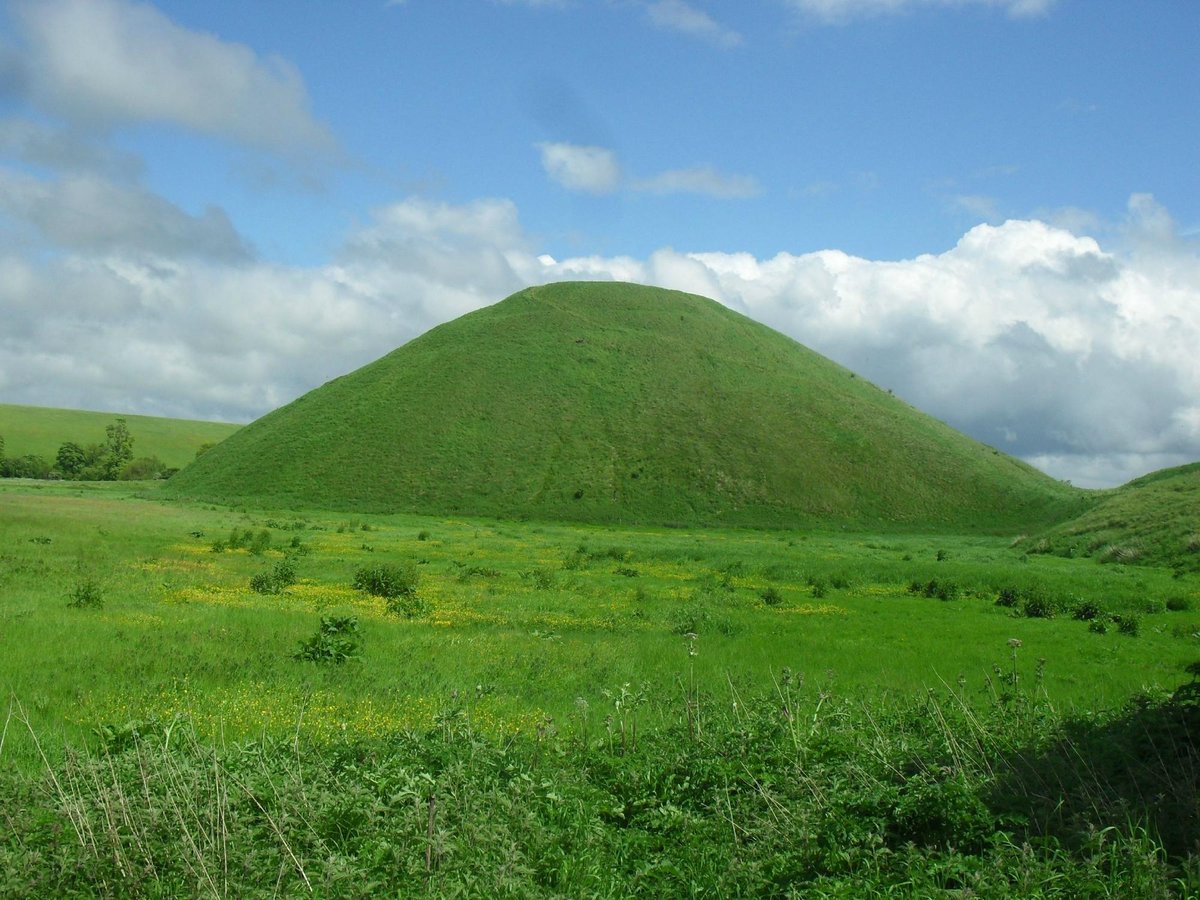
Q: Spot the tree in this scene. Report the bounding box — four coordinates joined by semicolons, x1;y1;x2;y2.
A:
102;418;134;479
56;442;87;477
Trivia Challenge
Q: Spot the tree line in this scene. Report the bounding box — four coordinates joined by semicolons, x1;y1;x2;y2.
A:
0;419;176;481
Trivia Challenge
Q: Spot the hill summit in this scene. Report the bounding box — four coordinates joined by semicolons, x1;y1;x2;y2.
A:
168;281;1085;529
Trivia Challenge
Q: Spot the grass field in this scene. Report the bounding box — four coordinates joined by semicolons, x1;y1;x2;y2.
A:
0;402;240;469
2;479;1197;894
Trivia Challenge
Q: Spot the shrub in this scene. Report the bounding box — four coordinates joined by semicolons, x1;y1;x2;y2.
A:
293;616;360;664
996;587;1020;608
1115;614;1141;637
1021;591;1056;619
353;563;419;599
521;568;557;590
250;561;296;595
1072;599;1103;621
761;586;783;606
1088;618;1109;634
1167;596;1192;612
67;579;103;609
249;529;271;555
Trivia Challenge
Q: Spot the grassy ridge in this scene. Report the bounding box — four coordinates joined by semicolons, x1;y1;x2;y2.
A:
1025;462;1200;572
0;403;240;469
169;282;1090;531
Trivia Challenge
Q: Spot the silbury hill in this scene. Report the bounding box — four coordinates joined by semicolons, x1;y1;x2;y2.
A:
167;281;1089;531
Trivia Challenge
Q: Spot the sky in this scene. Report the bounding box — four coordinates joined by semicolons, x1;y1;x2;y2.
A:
0;0;1197;489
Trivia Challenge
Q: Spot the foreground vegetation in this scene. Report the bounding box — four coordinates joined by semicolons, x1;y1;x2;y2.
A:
2;479;1197;894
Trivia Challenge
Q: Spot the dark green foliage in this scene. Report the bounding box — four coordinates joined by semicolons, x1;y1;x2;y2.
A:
521;567;557;590
167;282;1088;531
55;441;86;476
1072;599;1104;620
1115;614;1141;637
353;563;419;599
1;684;1196;897
293;616;360;664
909;578;959;600
249;561;296;595
995;584;1059;617
101;418;134;479
118;455;169;480
1;454;51;479
1167;596;1192;612
761;586;783;606
66;579;103;609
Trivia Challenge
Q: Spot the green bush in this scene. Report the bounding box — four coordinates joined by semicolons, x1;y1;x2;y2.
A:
67;579;104;609
1167;596;1192;612
761;586;783;606
353;563;419;599
249;561;297;595
293;616;360;664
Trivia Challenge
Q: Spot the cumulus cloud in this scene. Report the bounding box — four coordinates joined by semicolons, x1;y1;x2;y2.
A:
536;142;622;194
8;0;335;155
786;0;1058;24
645;1;744;47
0;175;1195;488
0;168;250;260
537;141;758;199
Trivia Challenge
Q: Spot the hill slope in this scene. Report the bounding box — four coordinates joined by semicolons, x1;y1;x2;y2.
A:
1023;463;1200;572
168;281;1089;530
0;404;240;470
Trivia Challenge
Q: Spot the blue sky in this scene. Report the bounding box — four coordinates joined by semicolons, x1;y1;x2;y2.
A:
1;0;1198;487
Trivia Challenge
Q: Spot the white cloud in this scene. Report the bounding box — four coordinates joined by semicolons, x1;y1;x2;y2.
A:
0;167;250;260
786;0;1057;24
634;165;761;198
0;177;1195;488
9;0;335;155
537;142;622;194
538;142;759;199
645;1;744;47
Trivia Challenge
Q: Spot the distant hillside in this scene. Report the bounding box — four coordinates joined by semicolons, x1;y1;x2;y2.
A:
1022;463;1200;572
0;404;240;470
168;281;1091;530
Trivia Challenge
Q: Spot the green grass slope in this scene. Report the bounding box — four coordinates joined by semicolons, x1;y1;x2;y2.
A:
0;403;240;470
1023;462;1200;572
168;281;1089;530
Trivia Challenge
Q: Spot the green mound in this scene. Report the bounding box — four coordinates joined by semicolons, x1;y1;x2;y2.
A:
0;403;239;470
168;281;1088;530
1023;462;1200;571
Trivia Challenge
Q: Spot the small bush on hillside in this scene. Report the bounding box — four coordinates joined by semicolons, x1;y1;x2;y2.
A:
417;530;430;541
250;561;296;595
1021;590;1057;619
67;579;103;609
249;529;271;555
1167;596;1192;612
1115;614;1141;637
293;616;360;664
353;563;419;599
1072;599;1104;621
761;586;783;606
521;568;557;590
1088;618;1109;634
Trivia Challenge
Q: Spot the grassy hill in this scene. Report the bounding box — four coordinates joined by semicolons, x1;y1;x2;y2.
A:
168;281;1091;530
1023;462;1200;572
0;403;240;470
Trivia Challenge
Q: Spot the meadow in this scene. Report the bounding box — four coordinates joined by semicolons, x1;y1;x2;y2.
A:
2;478;1198;895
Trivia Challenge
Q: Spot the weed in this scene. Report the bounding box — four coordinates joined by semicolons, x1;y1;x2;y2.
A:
761;586;783;606
293;615;360;664
66;579;103;609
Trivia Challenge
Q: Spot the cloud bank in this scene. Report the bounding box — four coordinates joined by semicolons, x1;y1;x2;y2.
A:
1;172;1195;488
